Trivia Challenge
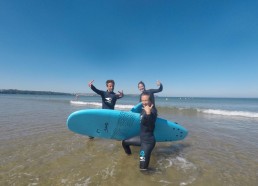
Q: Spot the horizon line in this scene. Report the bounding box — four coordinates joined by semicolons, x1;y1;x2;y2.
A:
0;89;257;99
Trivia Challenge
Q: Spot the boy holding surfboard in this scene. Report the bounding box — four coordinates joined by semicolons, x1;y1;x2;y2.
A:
88;79;124;139
88;79;124;109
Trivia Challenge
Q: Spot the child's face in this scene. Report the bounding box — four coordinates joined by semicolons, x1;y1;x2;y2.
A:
138;84;145;92
107;82;114;92
141;95;151;106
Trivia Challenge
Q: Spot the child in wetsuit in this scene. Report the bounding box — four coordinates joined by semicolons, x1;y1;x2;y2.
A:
122;81;162;156
88;79;124;109
139;92;157;170
88;79;124;139
138;80;163;107
122;92;157;170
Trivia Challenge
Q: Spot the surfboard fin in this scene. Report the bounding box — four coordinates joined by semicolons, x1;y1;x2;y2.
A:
130;103;143;113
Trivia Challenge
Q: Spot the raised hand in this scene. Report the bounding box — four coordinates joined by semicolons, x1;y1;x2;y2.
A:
117;90;124;97
156;80;161;87
88;80;94;87
143;104;153;115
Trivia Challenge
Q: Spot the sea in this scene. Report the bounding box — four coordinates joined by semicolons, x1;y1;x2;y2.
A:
0;94;257;186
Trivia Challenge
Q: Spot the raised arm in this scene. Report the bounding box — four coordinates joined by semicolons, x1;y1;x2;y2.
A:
116;90;124;99
149;81;163;93
88;80;102;95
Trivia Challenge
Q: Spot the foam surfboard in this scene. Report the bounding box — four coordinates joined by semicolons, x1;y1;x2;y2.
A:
67;104;188;142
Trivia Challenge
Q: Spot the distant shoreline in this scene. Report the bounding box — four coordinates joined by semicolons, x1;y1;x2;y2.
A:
0;89;138;97
0;89;72;96
0;89;140;97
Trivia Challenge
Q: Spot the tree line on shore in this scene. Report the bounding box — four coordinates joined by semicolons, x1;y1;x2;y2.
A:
0;89;71;95
0;89;140;97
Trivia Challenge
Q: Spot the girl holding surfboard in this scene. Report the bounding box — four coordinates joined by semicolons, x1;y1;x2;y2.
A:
122;81;163;170
139;92;157;170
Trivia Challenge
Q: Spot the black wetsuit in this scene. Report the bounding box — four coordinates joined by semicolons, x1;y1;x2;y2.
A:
121;107;157;170
122;84;163;157
139;83;163;107
90;85;121;109
139;107;157;169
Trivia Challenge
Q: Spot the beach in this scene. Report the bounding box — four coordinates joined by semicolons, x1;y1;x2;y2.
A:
0;94;257;186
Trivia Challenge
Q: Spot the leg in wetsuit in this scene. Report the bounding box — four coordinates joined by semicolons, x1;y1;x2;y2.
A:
123;92;157;170
122;136;141;155
122;136;156;169
139;139;156;170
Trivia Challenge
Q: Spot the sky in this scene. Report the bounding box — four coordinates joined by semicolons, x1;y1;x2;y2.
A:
0;0;258;98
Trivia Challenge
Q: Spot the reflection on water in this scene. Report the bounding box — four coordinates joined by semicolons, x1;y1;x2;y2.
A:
1;95;258;185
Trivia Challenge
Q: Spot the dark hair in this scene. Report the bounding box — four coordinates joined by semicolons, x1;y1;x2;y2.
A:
141;92;151;102
106;80;115;86
138;81;145;87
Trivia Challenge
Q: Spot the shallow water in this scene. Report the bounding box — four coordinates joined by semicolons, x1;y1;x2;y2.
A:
0;94;257;185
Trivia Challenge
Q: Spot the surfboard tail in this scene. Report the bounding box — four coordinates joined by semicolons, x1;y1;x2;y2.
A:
155;118;188;142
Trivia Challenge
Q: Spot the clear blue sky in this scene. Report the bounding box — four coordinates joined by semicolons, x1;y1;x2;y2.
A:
1;0;258;98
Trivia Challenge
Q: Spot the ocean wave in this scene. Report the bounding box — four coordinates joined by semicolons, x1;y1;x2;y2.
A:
70;100;102;107
70;101;258;118
199;109;258;118
70;100;134;110
158;106;258;118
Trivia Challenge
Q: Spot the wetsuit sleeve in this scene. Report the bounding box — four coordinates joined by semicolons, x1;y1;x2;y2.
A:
148;83;163;94
90;85;104;96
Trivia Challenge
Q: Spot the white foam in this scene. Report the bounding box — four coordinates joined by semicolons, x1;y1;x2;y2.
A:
199;109;258;118
175;157;196;170
115;104;134;110
70;100;134;110
157;156;197;185
180;176;196;186
70;101;102;107
157;156;196;171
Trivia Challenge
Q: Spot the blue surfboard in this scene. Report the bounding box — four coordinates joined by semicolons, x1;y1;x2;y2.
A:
67;104;188;142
